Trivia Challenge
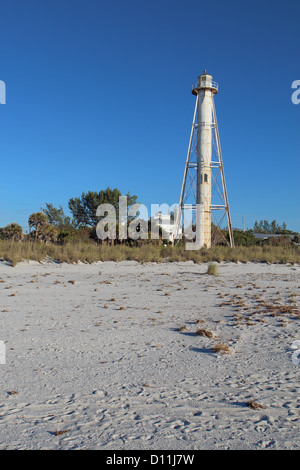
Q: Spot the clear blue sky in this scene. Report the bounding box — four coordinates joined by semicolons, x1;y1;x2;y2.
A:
0;0;299;232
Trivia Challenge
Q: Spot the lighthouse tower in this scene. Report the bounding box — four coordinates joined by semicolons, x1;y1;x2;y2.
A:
194;71;217;248
174;71;234;249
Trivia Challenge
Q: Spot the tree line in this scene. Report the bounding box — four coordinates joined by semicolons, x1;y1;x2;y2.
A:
0;188;138;244
253;219;290;234
0;187;298;246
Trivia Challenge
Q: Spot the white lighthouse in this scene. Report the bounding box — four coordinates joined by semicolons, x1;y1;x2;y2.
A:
174;71;234;249
194;71;218;248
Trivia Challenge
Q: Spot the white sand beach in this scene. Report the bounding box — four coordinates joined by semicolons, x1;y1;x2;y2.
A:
0;260;299;450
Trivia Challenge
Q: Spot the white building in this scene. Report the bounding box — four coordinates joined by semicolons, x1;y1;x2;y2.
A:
150;212;182;242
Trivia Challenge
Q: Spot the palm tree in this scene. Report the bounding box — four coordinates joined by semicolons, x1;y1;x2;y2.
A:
28;212;48;240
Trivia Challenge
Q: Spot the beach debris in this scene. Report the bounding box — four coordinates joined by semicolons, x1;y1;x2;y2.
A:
195;328;213;338
55;429;70;436
246;400;266;410
177;325;188;332
211;343;231;354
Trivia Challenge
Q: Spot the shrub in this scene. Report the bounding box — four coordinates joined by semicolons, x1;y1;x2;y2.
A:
231;230;257;246
207;263;219;275
0;223;23;241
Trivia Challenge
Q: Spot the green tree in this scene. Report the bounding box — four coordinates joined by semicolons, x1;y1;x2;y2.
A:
38;224;58;243
44;203;73;229
263;220;270;232
231;230;257;246
254;220;266;232
28;212;48;240
254;219;290;234
271;220;278;234
0;223;23;241
68;187;138;228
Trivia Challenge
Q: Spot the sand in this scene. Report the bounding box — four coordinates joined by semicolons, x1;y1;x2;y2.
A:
0;259;299;450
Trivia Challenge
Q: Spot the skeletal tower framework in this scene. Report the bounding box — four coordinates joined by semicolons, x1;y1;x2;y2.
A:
174;71;234;249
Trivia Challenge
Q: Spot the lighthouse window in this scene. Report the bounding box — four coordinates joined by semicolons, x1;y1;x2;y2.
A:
204;174;208;183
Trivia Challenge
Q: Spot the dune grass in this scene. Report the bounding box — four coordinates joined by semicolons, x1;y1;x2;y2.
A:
207;263;219;276
0;240;300;266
